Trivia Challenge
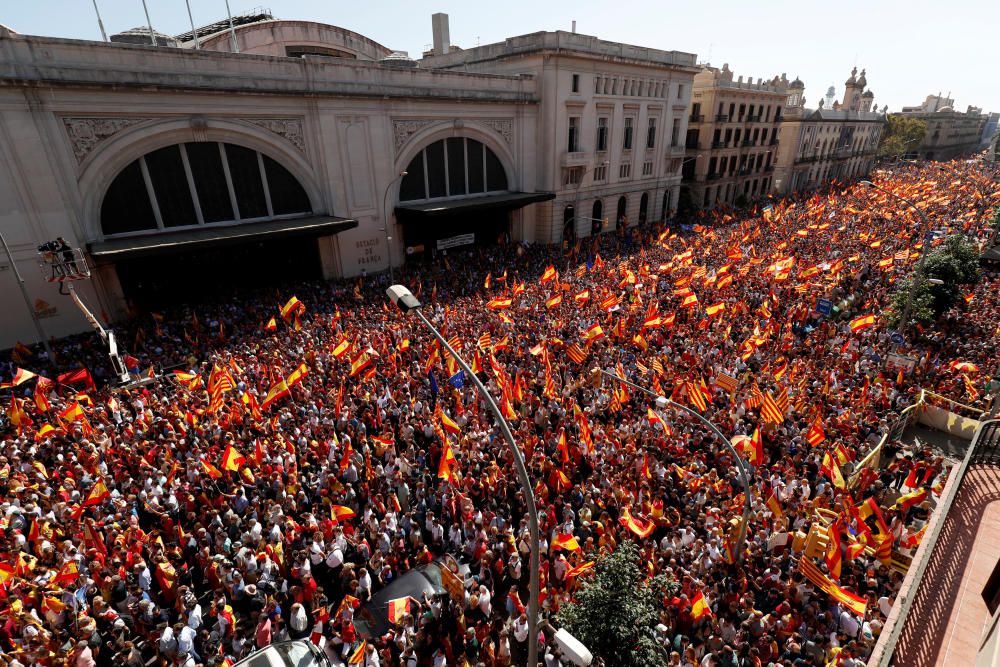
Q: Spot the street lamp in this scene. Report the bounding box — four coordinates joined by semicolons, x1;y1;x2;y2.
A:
860;180;934;346
385;285;542;667
599;369;754;563
381;171;407;284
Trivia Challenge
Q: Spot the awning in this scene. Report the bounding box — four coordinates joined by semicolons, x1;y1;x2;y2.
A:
88;215;358;261
395;192;555;218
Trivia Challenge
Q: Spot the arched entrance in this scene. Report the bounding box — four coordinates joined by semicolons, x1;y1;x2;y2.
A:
394;135;552;257
616;196;628;229
563;205;576;243
661;190;671;221
639;192;649;225
591;199;603;236
92;139;352;306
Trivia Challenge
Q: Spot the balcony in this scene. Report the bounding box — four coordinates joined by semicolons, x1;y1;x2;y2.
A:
769;138;780;146
764;165;775;172
686;141;702;150
794;155;816;164
715;114;729;122
707;172;722;181
689;114;705;123
738;168;750;176
741;139;754;147
560;151;590;167
712;140;728;149
746;114;762;123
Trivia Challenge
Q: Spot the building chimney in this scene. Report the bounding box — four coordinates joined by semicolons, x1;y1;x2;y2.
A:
571;20;576;33
432;13;450;56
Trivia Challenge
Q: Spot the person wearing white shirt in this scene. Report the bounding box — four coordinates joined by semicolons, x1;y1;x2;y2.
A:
186;603;202;630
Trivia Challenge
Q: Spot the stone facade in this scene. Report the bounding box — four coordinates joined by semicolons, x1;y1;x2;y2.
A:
681;65;787;210
898;94;988;161
772;68;884;195
421;29;699;242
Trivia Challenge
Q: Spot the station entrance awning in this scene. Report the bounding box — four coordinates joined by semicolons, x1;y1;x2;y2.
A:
88;215;357;261
394;192;555;219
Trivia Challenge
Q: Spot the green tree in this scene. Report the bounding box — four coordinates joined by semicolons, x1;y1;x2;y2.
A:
887;234;983;327
556;542;675;667
878;115;927;159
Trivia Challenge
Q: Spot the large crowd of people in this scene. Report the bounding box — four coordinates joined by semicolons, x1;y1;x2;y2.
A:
2;159;998;667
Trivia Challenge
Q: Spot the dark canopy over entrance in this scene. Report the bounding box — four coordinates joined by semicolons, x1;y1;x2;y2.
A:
395;192;554;254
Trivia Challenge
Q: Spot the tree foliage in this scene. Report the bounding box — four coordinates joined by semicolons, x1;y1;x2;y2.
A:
878;115;927;158
556;542;674;667
887;234;982;328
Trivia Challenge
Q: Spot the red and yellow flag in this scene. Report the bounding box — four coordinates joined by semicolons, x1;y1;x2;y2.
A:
849;314;876;333
221;445;246;472
690;591;712;620
551;533;581;551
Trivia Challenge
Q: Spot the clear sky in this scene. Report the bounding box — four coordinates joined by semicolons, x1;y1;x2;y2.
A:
4;0;997;114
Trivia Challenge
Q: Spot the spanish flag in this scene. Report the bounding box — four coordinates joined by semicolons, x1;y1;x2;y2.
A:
565;561;595;579
332;339;351;359
0;367;36;388
821;452;846;489
285;362;309;388
895;488;928;511
264;317;277;332
619;507;654;539
551;533;581;551
349;350;373;377
54;561;79;585
84;479;110;506
439;411;461;435
545;293;563;309
387;597;411;625
221;445;246;472
437;441;460;483
849;314;875;333
705;302;726;317
540;265;557;284
574;290;590;303
766;492;784;522
261;379;290;410
690;591;712;620
581;323;605;343
280;296;305;320
58;401;85;422
331;505;356;521
681;294;699;308
487;297;513;310
201;460;223;480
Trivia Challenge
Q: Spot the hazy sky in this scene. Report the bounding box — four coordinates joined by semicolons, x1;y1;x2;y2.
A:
4;0;997;113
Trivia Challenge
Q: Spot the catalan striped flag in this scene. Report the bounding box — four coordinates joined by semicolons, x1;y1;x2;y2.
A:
714;373;738;394
687;381;708;412
805;414;826;446
760;392;785;424
566;343;587;365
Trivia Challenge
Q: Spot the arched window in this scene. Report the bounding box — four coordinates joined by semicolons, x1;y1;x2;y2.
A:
616;196;628;228
562;205;576;242
639;192;649;224
399;138;508;202
661;190;671;220
101;142;311;237
591;199;603;236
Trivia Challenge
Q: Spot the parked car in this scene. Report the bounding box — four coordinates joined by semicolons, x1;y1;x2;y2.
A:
354;563;450;638
234;639;331;667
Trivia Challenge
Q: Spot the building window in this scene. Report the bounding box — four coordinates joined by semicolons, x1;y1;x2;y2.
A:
639;192;649;223
677;83;684;99
568;117;581;152
619;162;631;179
616;195;627;227
100;141;311;237
592;199;604;235
564;168;583;186
671;118;681;146
399;137;508;202
623;118;634;150
572;73;580;93
597;117;609;152
594;163;607;181
646;117;657;149
594;76;602;94
642;161;653;176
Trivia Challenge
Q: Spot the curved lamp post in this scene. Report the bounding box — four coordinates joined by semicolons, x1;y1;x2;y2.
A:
381;171;407;284
600;369;754;562
386;285;542;667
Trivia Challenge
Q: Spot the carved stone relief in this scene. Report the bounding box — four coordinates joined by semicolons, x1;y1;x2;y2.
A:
243;118;306;153
392;118;514;155
62;117;150;163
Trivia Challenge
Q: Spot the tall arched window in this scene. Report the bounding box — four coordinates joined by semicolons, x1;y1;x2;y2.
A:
399;138;508;202
638;192;649;224
616;196;628;228
563;205;575;242
591;199;603;236
101;142;311;237
661;191;671;220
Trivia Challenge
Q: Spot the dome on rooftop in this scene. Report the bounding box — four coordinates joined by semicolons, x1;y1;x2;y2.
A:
789;77;804;89
110;26;179;48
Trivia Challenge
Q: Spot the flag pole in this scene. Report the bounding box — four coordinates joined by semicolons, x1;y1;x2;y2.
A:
184;0;200;49
224;0;240;53
140;0;156;46
91;0;108;42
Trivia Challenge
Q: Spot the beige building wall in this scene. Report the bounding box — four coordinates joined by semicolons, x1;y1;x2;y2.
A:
773;68;884;195
899;105;988;161
421;29;698;242
0;24;540;349
682;65;787;210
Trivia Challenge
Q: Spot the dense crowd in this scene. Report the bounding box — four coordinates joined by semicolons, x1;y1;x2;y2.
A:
2;160;999;667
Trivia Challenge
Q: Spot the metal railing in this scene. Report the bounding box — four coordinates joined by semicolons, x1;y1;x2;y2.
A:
712;140;728;148
848;391;924;488
867;419;1000;666
690;114;705;123
715;114;729;122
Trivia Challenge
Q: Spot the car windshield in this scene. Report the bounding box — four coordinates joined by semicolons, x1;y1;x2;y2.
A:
273;642;316;667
